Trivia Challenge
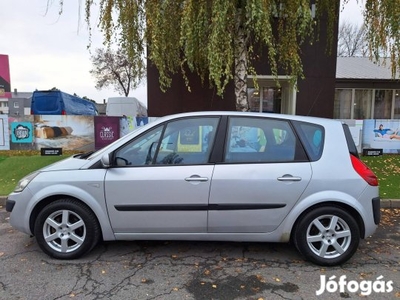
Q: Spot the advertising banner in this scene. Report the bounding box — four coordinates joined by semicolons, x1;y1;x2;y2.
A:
0;54;11;98
363;119;400;154
94;116;120;150
34;115;95;151
0;115;10;150
11;122;33;143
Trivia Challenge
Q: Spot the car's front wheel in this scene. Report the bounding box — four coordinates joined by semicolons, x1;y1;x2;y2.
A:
293;206;360;266
34;198;101;259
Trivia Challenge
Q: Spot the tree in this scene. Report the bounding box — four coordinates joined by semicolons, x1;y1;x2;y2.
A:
337;21;367;57
78;0;339;111
55;0;400;111
90;48;145;97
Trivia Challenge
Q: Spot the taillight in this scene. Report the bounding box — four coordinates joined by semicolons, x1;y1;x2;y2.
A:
350;154;379;186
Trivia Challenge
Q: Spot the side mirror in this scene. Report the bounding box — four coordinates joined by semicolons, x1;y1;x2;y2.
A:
101;153;111;167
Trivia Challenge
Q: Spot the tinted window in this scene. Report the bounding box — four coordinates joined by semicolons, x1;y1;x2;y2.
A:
293;121;325;161
224;117;307;163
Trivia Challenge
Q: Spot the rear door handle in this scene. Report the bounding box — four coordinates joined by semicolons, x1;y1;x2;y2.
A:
185;175;209;182
277;174;302;182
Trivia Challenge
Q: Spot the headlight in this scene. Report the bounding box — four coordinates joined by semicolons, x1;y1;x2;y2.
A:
14;172;39;193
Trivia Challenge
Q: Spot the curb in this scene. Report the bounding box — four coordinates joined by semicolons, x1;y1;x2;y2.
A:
0;196;399;209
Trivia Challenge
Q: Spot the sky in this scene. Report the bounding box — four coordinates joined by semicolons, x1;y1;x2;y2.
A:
1;0;363;105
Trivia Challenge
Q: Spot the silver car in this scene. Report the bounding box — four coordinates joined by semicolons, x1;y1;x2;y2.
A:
6;112;380;266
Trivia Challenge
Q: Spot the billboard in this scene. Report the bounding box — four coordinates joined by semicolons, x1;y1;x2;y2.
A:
363;119;400;154
0;54;11;98
0;115;10;150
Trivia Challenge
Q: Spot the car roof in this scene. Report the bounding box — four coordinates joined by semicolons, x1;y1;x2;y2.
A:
155;111;340;126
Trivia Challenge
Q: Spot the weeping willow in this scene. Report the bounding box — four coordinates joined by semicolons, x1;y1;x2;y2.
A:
61;0;398;110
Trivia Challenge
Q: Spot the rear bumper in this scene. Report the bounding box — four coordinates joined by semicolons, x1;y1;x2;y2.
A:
372;197;381;225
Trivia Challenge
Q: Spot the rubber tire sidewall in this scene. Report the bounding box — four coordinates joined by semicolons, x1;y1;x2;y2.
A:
293;206;360;266
34;198;100;259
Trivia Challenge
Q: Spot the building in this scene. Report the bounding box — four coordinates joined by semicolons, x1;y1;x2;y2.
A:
147;3;339;119
335;57;400;119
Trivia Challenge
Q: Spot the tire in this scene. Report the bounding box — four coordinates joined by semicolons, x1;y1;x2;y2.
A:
293;206;360;266
34;198;101;259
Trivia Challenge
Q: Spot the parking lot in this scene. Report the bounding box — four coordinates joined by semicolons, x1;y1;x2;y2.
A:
0;207;398;300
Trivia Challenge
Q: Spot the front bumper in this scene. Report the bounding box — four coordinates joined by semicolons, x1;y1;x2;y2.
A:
6;199;15;212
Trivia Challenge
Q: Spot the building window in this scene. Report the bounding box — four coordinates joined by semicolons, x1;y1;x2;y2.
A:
395;90;400;119
354;90;372;119
334;89;352;119
248;87;281;113
374;90;392;119
335;88;400;119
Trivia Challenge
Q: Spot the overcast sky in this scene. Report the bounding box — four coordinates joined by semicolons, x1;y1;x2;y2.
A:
0;1;363;105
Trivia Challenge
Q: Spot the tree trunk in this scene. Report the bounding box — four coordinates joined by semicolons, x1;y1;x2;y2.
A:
234;13;249;112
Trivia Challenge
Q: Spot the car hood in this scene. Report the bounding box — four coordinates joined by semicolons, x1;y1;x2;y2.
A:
38;156;93;172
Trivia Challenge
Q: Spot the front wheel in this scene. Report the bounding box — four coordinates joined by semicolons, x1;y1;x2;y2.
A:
293;206;360;266
34;198;101;259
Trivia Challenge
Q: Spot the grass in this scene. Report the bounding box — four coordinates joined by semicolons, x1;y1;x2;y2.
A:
0;151;399;198
0;150;79;195
361;155;400;199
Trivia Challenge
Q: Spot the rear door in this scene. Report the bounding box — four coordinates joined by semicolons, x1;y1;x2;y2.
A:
208;116;313;233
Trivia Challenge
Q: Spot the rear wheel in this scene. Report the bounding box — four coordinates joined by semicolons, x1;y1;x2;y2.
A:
34;198;101;259
293;206;360;266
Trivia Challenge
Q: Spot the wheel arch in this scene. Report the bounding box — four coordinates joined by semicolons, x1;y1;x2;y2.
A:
290;201;365;243
29;194;114;241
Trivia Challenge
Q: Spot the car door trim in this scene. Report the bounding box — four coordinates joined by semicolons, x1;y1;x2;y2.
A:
114;203;286;211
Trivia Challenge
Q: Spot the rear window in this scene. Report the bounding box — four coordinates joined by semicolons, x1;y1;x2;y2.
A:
33;94;60;112
293;121;324;161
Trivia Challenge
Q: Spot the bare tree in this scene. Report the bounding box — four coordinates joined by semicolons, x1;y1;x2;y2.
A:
90;48;145;97
337;21;368;57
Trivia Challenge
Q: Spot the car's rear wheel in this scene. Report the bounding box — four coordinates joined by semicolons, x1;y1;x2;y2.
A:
34;198;100;259
293;206;360;266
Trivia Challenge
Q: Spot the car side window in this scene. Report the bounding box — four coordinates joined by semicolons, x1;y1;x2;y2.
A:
113;126;163;166
293;121;324;161
154;117;219;165
225;117;306;163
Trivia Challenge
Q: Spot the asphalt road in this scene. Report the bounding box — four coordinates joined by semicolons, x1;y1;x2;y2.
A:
0;208;398;300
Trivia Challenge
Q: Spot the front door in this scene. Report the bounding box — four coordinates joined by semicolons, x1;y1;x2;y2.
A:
104;116;220;234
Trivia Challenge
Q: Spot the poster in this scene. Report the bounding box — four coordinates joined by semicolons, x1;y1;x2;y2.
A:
34;115;95;151
11;122;33;143
362;119;400;154
0;54;11;98
0;115;9;150
94;116;120;150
